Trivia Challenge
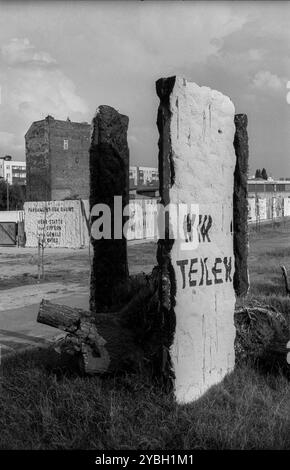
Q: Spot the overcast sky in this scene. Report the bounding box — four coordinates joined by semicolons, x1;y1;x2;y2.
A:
0;0;289;177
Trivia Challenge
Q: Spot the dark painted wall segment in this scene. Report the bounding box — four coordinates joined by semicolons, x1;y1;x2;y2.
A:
233;114;249;297
155;77;177;381
90;105;129;313
156;76;176;208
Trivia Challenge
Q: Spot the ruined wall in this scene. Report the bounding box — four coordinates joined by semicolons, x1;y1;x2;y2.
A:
233;114;249;297
50;120;90;200
156;76;237;404
25;119;51;202
26;117;90;202
90;105;129;312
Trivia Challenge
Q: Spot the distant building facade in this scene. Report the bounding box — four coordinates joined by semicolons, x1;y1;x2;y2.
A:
248;179;290;220
129;166;138;186
129;165;158;188
0;155;26;185
25;115;90;201
138;166;159;185
248;179;290;195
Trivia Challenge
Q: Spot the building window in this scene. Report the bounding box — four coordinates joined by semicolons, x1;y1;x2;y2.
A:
63;139;68;150
276;184;285;192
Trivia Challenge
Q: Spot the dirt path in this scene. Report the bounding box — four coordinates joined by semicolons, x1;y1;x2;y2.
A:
0;241;156;298
0;242;156;356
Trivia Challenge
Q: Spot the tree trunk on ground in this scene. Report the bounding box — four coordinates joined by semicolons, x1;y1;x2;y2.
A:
37;270;290;379
38;268;174;385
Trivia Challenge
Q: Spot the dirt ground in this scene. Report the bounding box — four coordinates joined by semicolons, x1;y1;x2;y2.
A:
1;219;289;308
0;241;157;305
1;222;289;356
0;241;157;355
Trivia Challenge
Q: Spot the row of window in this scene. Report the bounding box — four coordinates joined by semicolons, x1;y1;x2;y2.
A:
248;184;290;193
4;165;26;170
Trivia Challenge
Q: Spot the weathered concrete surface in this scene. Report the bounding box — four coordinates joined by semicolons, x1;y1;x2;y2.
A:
156;76;236;403
90;106;130;312
233;114;249;297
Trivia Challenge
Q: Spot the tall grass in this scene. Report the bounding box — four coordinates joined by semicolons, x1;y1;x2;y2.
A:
0;349;289;450
0;224;290;449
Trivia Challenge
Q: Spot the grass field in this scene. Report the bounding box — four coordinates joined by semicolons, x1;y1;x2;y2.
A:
0;221;290;450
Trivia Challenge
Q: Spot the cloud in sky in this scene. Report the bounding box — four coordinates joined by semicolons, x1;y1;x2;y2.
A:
1;37;56;66
0;131;19;147
0;130;23;156
0;36;89;158
0;1;289;176
252;70;286;91
0;37;88;121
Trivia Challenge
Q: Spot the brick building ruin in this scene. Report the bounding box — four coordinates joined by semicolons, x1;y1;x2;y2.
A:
25;115;90;201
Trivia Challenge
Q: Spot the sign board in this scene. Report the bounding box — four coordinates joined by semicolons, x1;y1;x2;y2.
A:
24;200;89;248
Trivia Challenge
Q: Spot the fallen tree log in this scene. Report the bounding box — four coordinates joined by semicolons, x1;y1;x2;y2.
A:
38;268;174;384
38;300;143;375
38;273;290;379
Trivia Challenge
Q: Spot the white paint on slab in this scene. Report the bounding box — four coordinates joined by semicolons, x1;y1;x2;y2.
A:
284;198;290;217
167;77;236;403
272;196;283;218
258;198;267;220
248;198;256;222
